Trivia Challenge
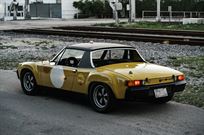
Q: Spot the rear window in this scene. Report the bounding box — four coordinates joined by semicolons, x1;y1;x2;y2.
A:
92;49;144;67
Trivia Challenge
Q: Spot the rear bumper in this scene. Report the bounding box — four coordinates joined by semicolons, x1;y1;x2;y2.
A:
125;80;186;101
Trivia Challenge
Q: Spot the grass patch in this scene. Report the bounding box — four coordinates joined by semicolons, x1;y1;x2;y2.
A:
94;22;204;31
173;85;204;108
168;56;204;78
168;56;204;108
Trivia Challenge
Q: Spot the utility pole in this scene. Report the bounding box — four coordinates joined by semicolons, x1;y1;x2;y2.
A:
114;0;119;25
24;0;31;19
156;0;161;22
3;2;7;21
109;0;122;25
129;0;135;22
10;0;19;20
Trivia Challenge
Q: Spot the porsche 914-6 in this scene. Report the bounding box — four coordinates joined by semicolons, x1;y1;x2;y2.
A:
17;42;186;112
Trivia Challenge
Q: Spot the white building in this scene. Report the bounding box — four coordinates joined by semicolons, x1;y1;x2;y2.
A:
0;1;4;19
61;0;79;19
0;0;79;20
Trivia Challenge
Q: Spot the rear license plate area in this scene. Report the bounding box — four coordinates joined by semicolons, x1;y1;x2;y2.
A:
154;88;168;98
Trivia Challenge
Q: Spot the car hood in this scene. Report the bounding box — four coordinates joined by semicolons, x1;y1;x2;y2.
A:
98;62;182;81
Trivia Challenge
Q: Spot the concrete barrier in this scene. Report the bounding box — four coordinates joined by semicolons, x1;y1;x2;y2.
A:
183;18;204;24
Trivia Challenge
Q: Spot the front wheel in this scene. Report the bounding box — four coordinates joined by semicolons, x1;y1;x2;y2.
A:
89;84;115;113
20;70;38;95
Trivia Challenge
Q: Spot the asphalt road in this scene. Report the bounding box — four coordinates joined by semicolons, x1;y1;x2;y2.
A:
0;70;204;135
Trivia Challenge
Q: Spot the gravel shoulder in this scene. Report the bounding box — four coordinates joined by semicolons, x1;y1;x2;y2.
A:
0;31;203;108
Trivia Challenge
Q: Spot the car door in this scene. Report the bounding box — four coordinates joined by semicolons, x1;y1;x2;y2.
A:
37;60;75;91
58;48;86;92
37;48;85;91
71;68;92;94
53;48;86;92
38;64;75;90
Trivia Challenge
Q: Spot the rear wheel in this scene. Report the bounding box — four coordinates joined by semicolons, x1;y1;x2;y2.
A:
21;70;38;95
89;83;115;113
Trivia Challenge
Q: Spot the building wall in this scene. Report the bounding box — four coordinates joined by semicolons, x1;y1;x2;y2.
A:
30;3;61;18
61;0;78;19
0;0;78;19
0;1;4;19
0;0;24;19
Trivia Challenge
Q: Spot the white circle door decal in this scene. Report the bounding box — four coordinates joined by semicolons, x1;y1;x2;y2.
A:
50;66;65;88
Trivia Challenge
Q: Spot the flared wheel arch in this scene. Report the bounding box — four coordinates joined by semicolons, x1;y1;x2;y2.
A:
88;82;116;99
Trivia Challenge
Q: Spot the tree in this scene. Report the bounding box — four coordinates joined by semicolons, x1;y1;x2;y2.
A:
73;0;107;18
92;0;105;17
73;0;204;18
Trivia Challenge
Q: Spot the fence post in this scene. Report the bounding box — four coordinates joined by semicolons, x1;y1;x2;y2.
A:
130;0;135;22
156;0;161;22
190;12;192;18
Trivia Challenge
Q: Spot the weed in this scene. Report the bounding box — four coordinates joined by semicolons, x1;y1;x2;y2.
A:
168;56;204;107
94;22;204;31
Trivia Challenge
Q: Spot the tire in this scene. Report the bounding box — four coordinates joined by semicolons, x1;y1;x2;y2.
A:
153;94;174;104
20;70;38;95
89;83;115;113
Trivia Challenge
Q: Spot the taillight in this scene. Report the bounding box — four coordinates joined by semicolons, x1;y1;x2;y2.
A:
127;80;142;87
177;75;185;81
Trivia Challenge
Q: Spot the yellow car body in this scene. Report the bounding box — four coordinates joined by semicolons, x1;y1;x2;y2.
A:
17;42;186;112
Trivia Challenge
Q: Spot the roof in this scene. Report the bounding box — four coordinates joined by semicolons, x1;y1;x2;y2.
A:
67;42;134;51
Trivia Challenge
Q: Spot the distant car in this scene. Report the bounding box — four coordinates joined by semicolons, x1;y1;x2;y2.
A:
17;42;186;112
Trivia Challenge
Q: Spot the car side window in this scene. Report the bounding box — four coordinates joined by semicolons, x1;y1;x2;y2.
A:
110;49;125;59
92;50;104;59
92;50;125;60
58;49;85;67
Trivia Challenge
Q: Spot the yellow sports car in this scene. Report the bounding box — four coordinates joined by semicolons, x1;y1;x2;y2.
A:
17;42;186;112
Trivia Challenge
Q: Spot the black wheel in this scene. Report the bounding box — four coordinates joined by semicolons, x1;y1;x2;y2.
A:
89;83;115;113
153;94;174;104
20;70;38;95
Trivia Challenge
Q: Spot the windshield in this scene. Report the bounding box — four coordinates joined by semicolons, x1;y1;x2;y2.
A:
91;49;145;67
